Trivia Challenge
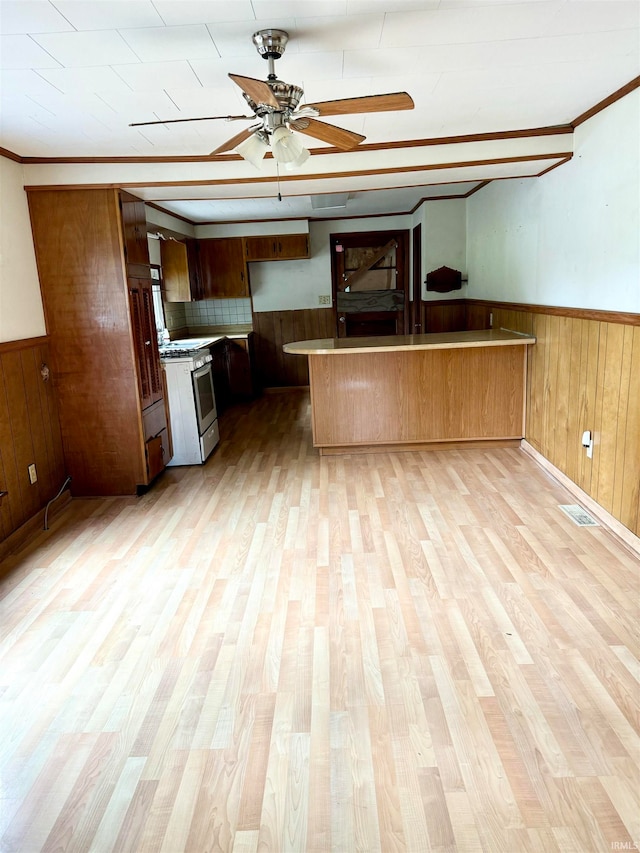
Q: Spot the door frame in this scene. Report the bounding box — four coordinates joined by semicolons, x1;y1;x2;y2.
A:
412;222;422;334
330;229;410;337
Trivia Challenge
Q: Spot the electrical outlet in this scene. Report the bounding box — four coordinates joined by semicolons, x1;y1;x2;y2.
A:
28;463;37;484
318;295;331;305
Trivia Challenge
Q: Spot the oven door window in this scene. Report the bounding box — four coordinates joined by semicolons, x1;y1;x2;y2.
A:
193;365;217;433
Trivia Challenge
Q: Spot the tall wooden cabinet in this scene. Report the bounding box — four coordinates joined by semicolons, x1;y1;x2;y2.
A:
27;188;170;497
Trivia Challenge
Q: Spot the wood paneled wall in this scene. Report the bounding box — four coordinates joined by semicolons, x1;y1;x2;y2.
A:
252;307;334;387
422;299;467;333
256;299;638;537
468;301;640;538
0;338;66;548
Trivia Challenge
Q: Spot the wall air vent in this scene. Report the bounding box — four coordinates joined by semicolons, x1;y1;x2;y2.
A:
558;504;599;527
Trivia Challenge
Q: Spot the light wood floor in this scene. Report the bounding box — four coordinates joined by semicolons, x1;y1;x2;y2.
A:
1;390;638;853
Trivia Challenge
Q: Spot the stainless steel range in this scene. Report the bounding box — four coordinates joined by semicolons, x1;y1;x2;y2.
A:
159;339;220;465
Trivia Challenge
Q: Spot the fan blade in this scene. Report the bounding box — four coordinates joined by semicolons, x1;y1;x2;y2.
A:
289;118;365;150
228;74;280;109
211;127;256;156
129;114;252;127
304;92;414;117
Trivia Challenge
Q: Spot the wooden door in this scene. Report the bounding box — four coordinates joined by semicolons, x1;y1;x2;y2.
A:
330;230;410;337
129;277;163;409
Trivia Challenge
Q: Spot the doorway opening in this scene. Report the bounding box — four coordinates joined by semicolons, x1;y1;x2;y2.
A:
330;230;410;337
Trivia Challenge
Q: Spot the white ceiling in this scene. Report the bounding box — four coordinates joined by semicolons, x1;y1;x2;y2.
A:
2;0;639;224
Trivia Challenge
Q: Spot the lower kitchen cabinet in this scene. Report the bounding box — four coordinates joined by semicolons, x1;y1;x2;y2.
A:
210;340;231;415
227;337;257;400
210;334;258;416
142;398;171;481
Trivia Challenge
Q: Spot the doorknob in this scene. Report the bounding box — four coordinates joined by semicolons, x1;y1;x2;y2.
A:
339;316;345;323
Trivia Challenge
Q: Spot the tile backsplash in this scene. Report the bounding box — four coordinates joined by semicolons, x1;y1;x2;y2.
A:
163;298;252;331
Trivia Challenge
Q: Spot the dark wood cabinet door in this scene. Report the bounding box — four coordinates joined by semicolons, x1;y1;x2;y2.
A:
276;233;309;259
186;238;203;300
210;340;230;415
120;191;151;275
244;236;278;261
199;238;248;298
244;233;309;261
128;277;163;409
227;338;254;399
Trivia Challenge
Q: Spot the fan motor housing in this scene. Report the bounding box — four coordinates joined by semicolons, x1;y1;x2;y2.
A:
252;29;289;60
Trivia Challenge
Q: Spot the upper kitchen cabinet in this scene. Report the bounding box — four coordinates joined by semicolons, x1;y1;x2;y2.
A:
27;188;170;497
244;233;310;261
161;238;203;302
199;237;249;298
119;190;152;277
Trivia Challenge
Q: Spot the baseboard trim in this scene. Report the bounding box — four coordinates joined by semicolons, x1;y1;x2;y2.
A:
263;385;310;393
319;439;521;456
520;440;640;558
0;492;73;567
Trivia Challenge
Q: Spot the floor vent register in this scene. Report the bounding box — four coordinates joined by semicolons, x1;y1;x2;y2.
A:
558;504;599;527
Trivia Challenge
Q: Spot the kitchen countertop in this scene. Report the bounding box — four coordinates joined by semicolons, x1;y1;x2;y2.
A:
283;328;535;355
169;324;253;344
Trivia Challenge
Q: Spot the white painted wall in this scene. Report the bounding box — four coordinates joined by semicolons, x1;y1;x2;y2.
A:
196;220;309;239
248;214;412;312
3;89;636;346
466;89;640;313
0;156;46;342
420;198;467;300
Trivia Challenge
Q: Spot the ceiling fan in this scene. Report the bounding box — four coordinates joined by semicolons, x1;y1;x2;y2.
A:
130;28;414;169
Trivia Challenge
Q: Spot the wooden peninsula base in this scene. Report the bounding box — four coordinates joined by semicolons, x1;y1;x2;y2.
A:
283;330;536;454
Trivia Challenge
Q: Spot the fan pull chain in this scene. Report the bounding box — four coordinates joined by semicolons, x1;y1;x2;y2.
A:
277;162;282;201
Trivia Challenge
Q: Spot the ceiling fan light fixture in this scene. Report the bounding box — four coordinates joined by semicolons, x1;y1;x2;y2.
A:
283;146;310;170
271;125;309;166
235;129;269;169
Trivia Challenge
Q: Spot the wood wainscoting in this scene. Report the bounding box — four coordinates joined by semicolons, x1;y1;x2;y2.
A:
252;307;334;388
255;299;638;537
466;300;640;538
0;337;66;555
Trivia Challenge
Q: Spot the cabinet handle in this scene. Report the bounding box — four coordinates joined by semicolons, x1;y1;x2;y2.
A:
278;242;282;253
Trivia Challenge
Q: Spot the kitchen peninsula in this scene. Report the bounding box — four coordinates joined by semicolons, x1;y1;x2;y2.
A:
284;329;535;454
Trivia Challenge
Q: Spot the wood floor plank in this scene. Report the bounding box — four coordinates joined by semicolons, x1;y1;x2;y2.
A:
1;389;638;852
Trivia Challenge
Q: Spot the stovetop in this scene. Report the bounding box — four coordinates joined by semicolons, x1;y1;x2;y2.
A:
159;336;222;360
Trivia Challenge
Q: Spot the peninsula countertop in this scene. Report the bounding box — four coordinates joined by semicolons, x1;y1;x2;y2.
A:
283;328;535;355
